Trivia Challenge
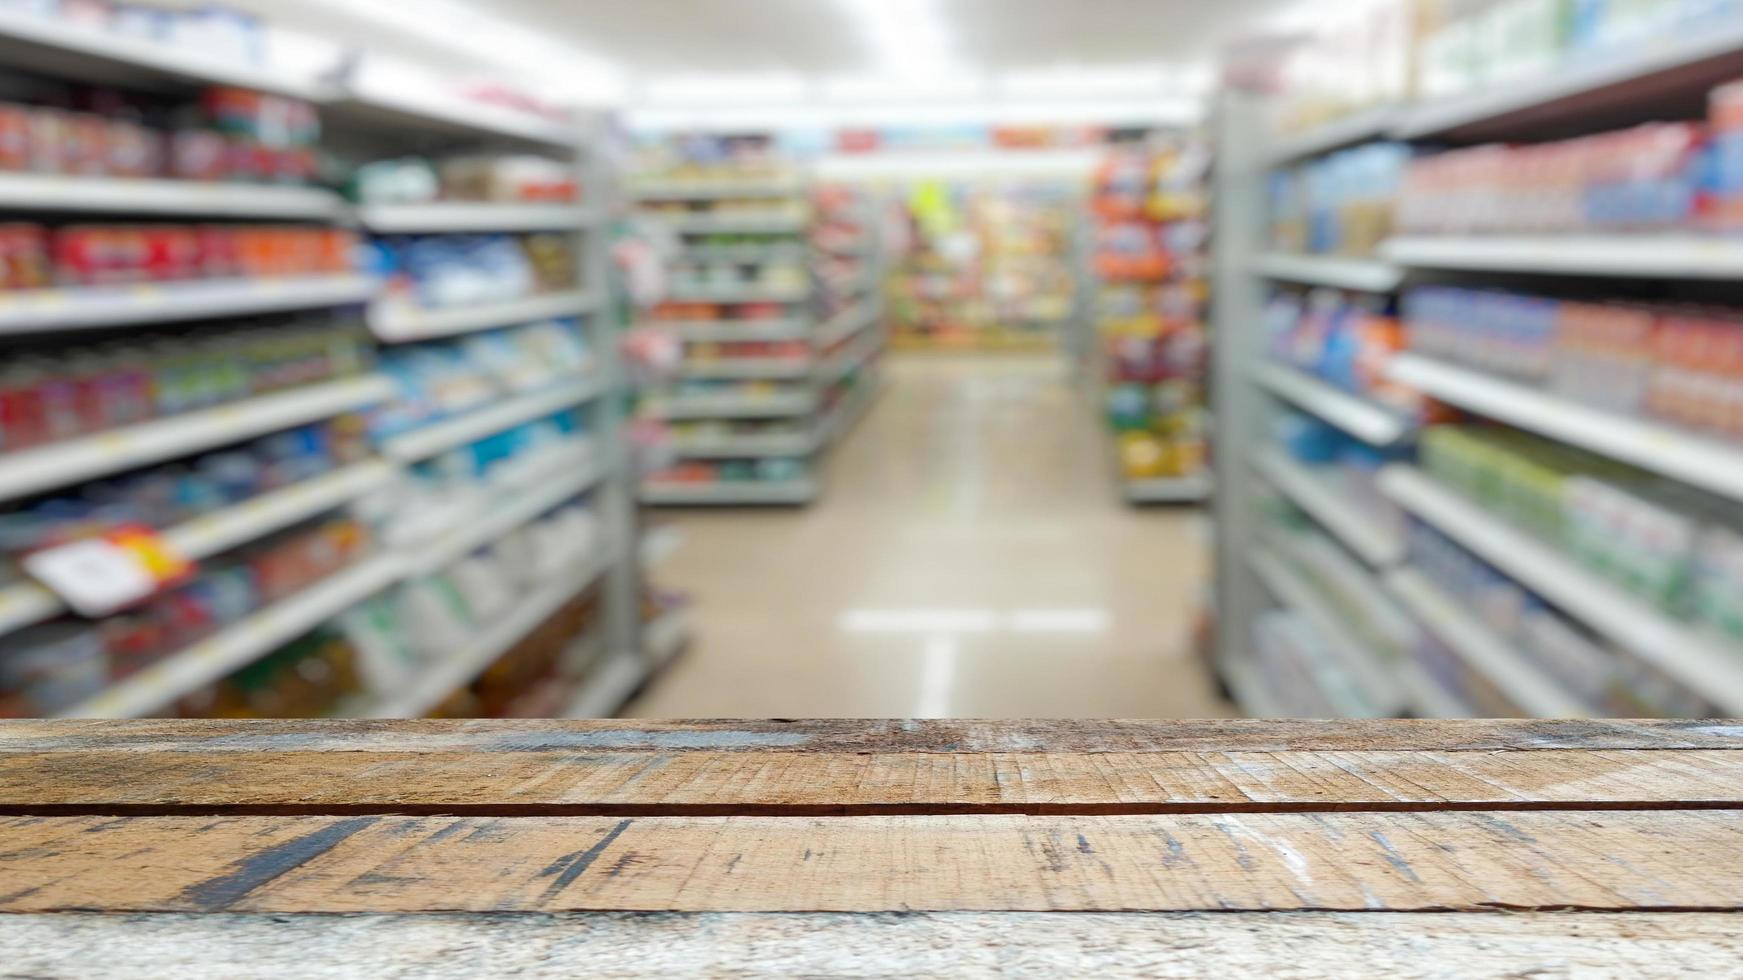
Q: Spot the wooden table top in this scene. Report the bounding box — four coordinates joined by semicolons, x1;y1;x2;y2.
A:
3;718;1741;977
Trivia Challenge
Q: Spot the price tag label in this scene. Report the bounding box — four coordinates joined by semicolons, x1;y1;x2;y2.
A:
22;525;195;618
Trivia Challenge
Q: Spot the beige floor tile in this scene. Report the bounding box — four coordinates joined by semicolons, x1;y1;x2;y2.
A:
623;352;1232;719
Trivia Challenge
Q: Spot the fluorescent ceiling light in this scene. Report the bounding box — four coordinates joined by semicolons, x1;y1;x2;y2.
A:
998;65;1170;100
822;72;987;104
630;98;1203;134
291;0;626;101
836;0;953;78
643;72;811;106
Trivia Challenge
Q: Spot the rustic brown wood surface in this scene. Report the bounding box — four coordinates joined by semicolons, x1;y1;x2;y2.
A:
3;719;1740;978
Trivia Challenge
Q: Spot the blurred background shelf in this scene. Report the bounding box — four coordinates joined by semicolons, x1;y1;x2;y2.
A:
1253;252;1403;292
1124;474;1212;504
0;174;343;218
1380;236;1743;279
357;202;598;233
640;479;819;506
649;317;812;342
380;378;608;462
0;274;375;335
0;374;392;504
1379;465;1743;714
398;453;608;577
1248;547;1408;717
645;392;819;420
368;290;599;342
1251;362;1412;446
1253;449;1404;567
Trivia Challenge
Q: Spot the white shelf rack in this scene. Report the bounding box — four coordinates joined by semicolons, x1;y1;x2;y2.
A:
1253;252;1403;293
820;376;884;447
399;455;609;578
818;327;884;384
357;202;598;234
1252;362;1413;446
1395;660;1473;719
1253;449;1405;567
643;605;693;664
1379;464;1743;715
632;179;803;200
641;478;819;506
1388;353;1743;505
563;650;653;718
667;282;810;303
814;301;879;350
366;550;615;718
368;290;599;343
1380;235;1743;279
0;458;394;642
646;391;820;421
681;243;808;263
1385;568;1593;718
652;316;812;342
1221;654;1289;718
647;211;808;234
55;553;404;719
0;8;325;98
0;174;343;218
1248;547;1410;716
1394;18;1743;140
1124;474;1213;504
1262;105;1396;167
0;374;393;505
668;429;822;459
328;66;577;148
0;274;375;335
380;377;607;463
677;358;814;381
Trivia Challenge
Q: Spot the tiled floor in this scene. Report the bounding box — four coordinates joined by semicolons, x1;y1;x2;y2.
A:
624;352;1232;718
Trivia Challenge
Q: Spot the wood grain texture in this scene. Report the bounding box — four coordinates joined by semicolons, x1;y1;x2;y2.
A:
7;718;1743;754
4;912;1741;980
5;810;1742;913
5;747;1743;813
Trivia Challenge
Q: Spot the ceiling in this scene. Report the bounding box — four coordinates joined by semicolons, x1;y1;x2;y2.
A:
483;0;1297;76
242;0;1302;102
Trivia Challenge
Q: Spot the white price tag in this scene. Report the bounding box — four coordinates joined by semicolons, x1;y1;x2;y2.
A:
22;538;161;618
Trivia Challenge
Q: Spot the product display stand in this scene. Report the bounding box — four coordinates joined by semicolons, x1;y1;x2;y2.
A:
0;30;649;720
634;174;883;507
1210;27;1743;720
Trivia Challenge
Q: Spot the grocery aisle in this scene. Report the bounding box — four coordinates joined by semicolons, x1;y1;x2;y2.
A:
626;353;1228;718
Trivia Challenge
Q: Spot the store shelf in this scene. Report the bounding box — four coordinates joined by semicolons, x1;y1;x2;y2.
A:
648;211;807;234
643;605;692;664
677;357;814;381
366;551;614;718
641;479;818;506
1385;567;1593;718
667;281;810;303
356;202;597;233
633;179;803;200
651;316;812;342
0;8;324;98
814;301;880;349
1248;547;1410;716
368;290;599;343
0;374;393;505
1252;362;1413;446
0;173;343;218
1380;235;1743;279
1378;464;1743;714
1253;449;1404;567
54;553;404;719
681;243;807;263
380;377;608;462
647;391;819;421
1221;655;1288;717
0;274;375;335
668;429;821;458
1253;252;1403;292
1388;353;1743;505
820;377;884;447
818;325;884;383
1124;473;1213;504
1262;106;1397;167
328;71;576;148
563;650;652;718
1394;19;1743;141
1395;660;1473;719
400;456;608;577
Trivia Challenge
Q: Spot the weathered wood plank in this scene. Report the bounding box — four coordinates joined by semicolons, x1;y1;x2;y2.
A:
5;810;1741;913
5;718;1741;754
3;911;1740;979
4;748;1742;813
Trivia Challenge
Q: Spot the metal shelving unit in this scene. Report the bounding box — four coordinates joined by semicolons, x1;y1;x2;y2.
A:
0;31;650;720
634;176;885;507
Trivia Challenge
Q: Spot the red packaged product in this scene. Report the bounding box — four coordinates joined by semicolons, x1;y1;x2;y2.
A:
196;225;239;278
0;104;30;170
62;113;109;176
